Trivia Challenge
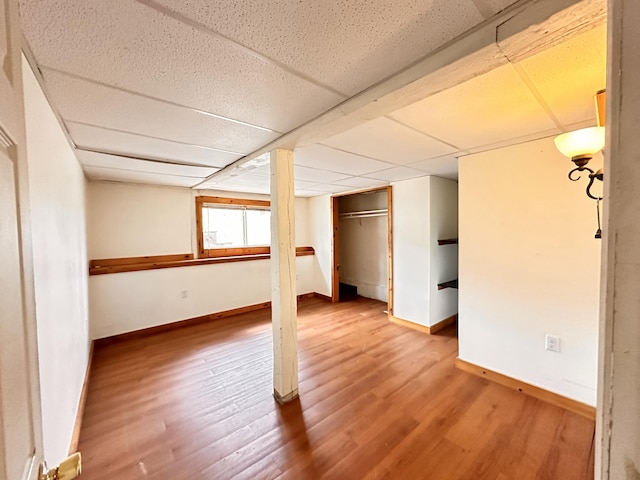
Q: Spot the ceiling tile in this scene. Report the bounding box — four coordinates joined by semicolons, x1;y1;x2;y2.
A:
294;165;350;183
323;117;458;164
20;0;344;133
332;177;389;188
214;173;270;188
294;190;325;198
76;150;218;177
203;174;271;195
463;127;563;155
67;122;240;168
250;165;270;177
152;0;485;95
294;179;322;190
364;166;427;182
517;25;606;126
306;184;357;194
295;145;393;175
478;0;520;15
85;167;203;187
42;69;276;154
200;183;271;195
390;63;558;150
408;155;459;178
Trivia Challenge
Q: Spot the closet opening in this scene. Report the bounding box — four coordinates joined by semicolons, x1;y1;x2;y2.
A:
331;186;393;313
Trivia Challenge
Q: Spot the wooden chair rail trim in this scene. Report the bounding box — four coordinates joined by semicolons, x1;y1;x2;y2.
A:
89;253;193;269
203;246;315;258
455;357;596;419
89;247;315;276
94;292;322;346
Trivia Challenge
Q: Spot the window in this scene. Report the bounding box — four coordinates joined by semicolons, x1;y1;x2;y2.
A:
196;196;271;258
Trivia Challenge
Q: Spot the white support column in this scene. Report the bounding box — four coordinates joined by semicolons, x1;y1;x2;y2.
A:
596;0;640;477
270;148;298;404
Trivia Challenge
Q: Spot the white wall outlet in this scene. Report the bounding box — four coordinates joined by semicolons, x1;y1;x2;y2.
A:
545;334;560;352
180;290;188;299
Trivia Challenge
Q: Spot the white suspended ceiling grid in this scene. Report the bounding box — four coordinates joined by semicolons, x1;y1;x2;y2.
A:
19;0;606;196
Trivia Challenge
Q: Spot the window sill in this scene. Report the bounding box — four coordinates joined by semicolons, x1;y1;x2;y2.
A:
89;247;315;276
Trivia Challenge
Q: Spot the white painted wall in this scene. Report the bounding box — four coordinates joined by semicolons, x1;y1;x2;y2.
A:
429;177;459;324
88;182;192;258
392;176;458;326
338;191;388;302
22;58;90;465
392;177;431;325
90;255;317;338
87;182;318;338
308;195;332;297
458;136;601;405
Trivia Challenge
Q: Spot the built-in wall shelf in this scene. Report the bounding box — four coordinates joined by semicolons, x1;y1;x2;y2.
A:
437;238;458;245
437;279;458;290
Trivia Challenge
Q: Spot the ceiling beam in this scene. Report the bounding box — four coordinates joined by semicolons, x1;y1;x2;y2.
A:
195;0;605;189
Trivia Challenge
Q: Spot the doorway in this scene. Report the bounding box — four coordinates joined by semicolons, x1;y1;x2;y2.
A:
331;186;393;313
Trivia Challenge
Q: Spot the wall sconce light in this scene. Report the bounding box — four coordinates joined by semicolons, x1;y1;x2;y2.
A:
554;90;606;238
554;125;605;199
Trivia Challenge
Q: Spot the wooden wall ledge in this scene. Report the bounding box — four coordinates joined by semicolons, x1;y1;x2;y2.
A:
89;247;315;276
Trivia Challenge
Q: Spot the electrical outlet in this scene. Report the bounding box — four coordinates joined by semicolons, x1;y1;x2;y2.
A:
180;290;188;299
545;334;560;352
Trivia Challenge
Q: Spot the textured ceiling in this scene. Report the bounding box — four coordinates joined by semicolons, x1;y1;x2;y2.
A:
19;0;605;196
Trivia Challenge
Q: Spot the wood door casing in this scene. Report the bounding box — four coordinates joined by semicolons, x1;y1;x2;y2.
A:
0;1;45;479
331;186;393;313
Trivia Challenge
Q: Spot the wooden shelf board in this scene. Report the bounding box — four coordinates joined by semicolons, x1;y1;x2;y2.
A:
437;238;458;245
437;279;458;290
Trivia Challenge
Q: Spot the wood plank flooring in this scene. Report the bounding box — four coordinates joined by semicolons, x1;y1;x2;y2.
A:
78;297;595;479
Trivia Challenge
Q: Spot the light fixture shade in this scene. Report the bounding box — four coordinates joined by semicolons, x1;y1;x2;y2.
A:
554;126;605;159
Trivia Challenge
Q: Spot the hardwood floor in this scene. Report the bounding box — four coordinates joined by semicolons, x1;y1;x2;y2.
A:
79;297;595;479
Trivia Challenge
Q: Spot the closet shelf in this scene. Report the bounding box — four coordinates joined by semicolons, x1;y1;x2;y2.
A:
437;279;458;290
339;209;388;219
437;238;458;245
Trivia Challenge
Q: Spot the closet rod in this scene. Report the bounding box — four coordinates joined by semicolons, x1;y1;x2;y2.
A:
339;209;388;219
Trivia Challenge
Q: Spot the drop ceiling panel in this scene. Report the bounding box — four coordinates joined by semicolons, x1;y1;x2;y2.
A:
199;176;325;196
294;179;323;191
332;177;389;188
153;0;485;95
295;190;324;198
202;174;271;195
67;122;241;168
19;0;344;133
247;166;269;177
464;127;561;155
42;69;276;155
214;173;270;188
84;167;204;188
390;63;558;150
293;165;350;184
306;184;358;194
294;145;394;176
206;184;271;195
323;117;458;164
517;25;607;126
408;155;459;178
480;0;521;14
364;166;427;182
76;150;218;178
